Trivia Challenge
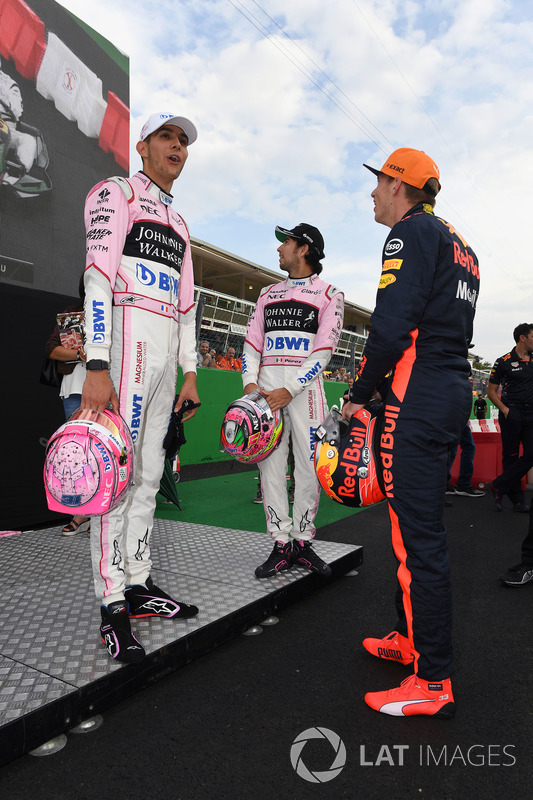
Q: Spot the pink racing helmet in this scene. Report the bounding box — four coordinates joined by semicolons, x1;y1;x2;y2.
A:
44;408;134;516
220;391;283;464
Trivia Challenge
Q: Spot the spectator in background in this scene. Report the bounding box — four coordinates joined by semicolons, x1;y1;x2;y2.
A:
488;323;533;512
197;340;214;368
45;278;89;536
342;377;355;406
499;500;533;586
473;394;488;420
208;348;217;367
217;346;240;371
446;427;485;498
338;366;347;382
446;376;484;498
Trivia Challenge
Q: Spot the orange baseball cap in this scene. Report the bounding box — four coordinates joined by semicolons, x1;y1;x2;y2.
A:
363;148;441;196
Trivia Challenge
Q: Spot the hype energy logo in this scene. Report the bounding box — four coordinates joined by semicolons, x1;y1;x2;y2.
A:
290;728;346;783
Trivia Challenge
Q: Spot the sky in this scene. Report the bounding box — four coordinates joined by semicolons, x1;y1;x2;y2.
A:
61;0;533;365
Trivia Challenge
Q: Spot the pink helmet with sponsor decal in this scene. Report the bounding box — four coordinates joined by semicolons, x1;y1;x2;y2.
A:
44;408;134;516
314;405;385;507
220;391;283;463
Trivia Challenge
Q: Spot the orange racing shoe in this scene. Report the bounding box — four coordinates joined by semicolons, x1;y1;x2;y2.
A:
362;630;414;665
365;674;455;718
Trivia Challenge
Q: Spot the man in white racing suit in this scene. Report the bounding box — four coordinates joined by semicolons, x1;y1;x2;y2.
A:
82;112;200;663
242;224;344;578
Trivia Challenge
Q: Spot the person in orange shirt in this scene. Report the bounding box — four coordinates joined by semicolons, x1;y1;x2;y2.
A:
217;346;240;371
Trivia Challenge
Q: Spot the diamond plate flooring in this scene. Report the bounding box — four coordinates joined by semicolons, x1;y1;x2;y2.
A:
0;520;362;764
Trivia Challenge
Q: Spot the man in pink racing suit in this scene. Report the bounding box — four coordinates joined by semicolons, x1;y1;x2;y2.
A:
82;112;200;663
242;224;344;578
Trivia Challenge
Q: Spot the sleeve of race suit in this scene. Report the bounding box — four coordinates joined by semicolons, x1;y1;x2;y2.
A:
242;285;268;387
176;222;197;376
83;179;130;362
349;218;440;405
283;287;345;398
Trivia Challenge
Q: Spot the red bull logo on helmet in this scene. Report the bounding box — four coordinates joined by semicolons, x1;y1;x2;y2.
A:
314;406;386;508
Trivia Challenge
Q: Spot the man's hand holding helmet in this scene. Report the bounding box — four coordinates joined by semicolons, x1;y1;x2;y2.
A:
243;382;292;413
342;399;364;420
81;370;119;414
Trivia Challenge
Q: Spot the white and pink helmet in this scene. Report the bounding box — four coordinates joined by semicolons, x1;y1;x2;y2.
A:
220;391;283;463
44;409;134;516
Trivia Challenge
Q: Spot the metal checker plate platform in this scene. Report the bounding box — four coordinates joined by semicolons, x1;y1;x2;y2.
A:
0;520;362;765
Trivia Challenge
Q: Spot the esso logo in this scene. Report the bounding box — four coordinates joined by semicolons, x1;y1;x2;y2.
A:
384;238;403;256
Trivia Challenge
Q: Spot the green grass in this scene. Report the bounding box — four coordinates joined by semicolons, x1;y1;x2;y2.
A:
155;470;363;533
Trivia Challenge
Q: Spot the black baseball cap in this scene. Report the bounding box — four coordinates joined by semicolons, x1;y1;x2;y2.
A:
275;223;325;260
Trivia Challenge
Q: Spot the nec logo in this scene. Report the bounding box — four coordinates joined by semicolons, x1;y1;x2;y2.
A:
266;336;310;352
140;204;160;216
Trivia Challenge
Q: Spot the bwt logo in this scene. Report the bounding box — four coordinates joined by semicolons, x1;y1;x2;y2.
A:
136;262;179;294
297;362;321;385
130;393;143;441
309;426;317;460
266;336;310;352
92;300;105;342
93;441;111;471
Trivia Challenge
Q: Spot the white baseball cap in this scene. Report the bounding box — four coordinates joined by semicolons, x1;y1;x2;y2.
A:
139;113;197;145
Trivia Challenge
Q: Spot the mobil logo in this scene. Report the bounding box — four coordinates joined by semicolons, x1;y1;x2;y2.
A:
135;262;179;293
266;336;310;352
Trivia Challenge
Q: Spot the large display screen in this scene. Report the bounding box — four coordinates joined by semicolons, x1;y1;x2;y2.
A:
0;0;129;528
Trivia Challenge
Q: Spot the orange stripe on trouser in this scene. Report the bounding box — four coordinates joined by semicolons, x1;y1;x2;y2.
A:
388;504;420;674
383;329;456;680
388;329;419;671
390;329;418;403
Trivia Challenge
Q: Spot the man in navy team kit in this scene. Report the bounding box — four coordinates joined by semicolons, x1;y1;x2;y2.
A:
343;148;480;717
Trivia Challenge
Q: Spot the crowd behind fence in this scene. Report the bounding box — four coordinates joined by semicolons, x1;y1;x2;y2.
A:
194;286;366;378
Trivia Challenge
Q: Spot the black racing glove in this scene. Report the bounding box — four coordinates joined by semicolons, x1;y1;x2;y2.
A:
163;397;201;459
